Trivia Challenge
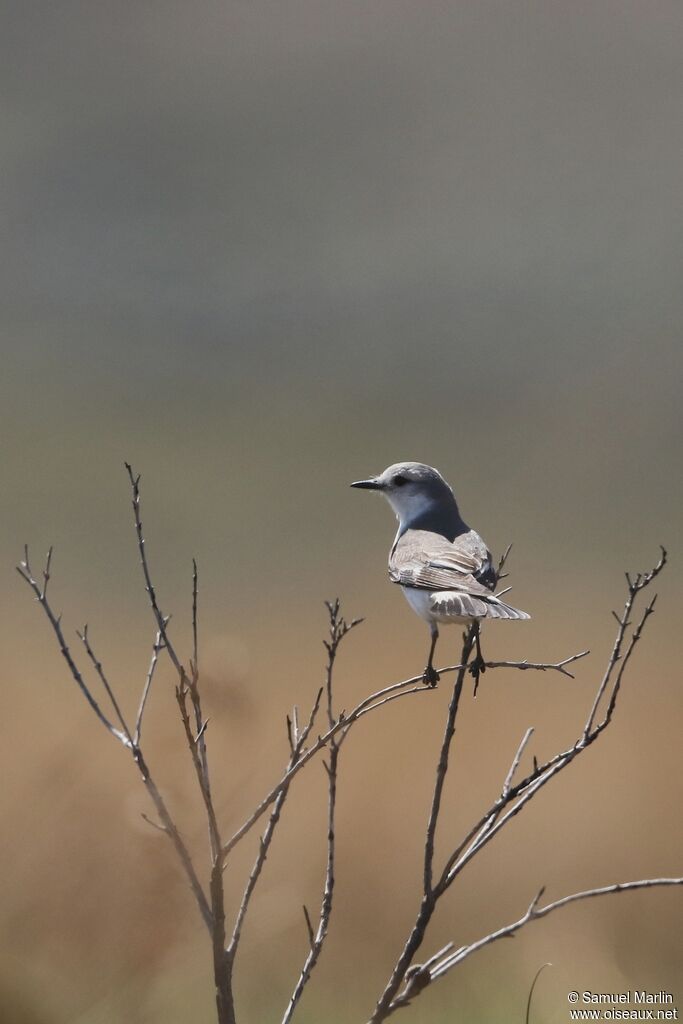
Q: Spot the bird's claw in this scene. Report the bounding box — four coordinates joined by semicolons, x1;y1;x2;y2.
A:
469;653;487;697
423;665;440;688
469;654;486;678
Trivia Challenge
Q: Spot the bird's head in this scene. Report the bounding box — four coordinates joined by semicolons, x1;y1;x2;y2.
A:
351;462;457;528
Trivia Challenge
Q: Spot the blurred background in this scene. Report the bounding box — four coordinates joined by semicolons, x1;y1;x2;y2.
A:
2;2;682;1022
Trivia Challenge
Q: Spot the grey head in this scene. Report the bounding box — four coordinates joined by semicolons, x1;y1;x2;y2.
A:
351;461;468;539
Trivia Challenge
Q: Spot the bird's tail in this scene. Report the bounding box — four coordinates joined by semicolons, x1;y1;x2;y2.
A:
484;595;531;620
430;591;531;621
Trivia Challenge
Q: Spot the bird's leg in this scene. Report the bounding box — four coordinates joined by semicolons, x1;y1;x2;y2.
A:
469;621;487;696
423;625;440;687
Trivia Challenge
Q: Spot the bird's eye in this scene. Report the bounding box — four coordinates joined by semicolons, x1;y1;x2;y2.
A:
393;475;407;487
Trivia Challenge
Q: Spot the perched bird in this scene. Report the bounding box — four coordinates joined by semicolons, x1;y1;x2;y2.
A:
351;462;530;686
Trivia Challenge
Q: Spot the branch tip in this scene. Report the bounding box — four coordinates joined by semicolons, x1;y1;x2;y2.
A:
302;904;315;949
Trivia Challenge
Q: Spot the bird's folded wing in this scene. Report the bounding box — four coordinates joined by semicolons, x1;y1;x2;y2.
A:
389;529;495;595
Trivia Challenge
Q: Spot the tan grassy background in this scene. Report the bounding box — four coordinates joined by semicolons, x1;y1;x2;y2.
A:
2;3;682;1022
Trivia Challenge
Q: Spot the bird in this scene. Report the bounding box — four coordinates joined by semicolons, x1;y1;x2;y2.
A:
351;462;530;687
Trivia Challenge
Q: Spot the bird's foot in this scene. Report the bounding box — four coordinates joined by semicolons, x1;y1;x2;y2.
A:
469;653;486;696
423;665;440;688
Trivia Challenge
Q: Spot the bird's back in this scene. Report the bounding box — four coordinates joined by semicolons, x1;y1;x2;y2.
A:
389;527;496;594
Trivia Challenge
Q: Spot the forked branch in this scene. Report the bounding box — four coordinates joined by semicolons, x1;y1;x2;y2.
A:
281;601;361;1023
367;548;671;1023
16;545;212;933
19;469;675;1024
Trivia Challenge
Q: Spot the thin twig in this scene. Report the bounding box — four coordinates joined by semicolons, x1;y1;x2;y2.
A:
17;546;213;932
503;727;534;798
221;670;438;861
383;878;682;1017
124;464;186;680
424;627;476;896
126;466;220;866
368;550;668;1022
437;562;665;894
428;878;683;981
227;686;324;962
16;550;128;745
584;547;666;737
368;626;477;1024
77;625;134;746
302;905;315;949
526;962;552;1024
281;601;361;1024
141;812;168;834
189;558;211;799
176;683;222;857
124;468;233;1020
135;630;163;745
485;650;589;679
497;543;513;577
192;558;199;674
221;644;582;866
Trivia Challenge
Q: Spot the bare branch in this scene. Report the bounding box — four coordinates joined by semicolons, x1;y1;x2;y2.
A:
176;683;222;857
496;543;513;577
141;812;168;834
17;544;213;934
281;600;351;1024
584;547;666;737
124;463;187;683
428;878;683;982
20;468;674;1024
592;595;659;736
437;554;665;894
42;545;53;599
192;557;199;673
125;474;231;1019
125;467;220;869
368;627;477;1023
124;470;232;1018
77;625;134;746
221;670;438;861
224;639;572;880
368;550;667;1022
381;879;681;1017
227;685;324;963
189;559;211;793
135;630;163;745
350;684;432;722
526;963;552;1024
16;549;129;746
302;905;315;950
281;743;339;1024
424;627;476;896
502;727;534;798
485;650;589;679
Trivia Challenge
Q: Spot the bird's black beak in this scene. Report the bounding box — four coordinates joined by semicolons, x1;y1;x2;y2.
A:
350;477;383;490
